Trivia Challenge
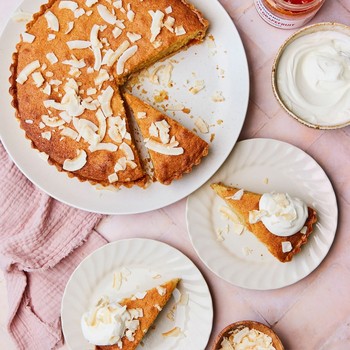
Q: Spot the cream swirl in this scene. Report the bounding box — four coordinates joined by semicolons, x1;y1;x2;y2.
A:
277;30;350;126
259;193;308;237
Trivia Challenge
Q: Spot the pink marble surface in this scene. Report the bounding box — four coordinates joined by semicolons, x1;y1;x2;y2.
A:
1;0;350;349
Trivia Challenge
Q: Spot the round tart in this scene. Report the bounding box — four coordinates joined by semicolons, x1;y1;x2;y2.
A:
10;0;209;188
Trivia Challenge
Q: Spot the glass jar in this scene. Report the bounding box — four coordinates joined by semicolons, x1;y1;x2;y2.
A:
254;0;326;29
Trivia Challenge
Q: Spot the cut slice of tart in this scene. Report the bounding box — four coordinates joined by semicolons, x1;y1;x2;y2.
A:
211;183;317;263
124;93;209;185
94;278;180;350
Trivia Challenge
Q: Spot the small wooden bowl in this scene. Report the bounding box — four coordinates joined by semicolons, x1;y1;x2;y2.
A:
212;320;285;350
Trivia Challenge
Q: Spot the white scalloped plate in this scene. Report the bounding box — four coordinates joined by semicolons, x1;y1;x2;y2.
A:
61;239;213;350
0;0;249;215
186;138;338;290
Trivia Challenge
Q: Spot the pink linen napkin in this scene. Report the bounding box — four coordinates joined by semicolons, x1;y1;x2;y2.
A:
0;142;106;349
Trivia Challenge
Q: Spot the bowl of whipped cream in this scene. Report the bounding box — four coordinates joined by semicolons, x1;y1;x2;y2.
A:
272;22;350;129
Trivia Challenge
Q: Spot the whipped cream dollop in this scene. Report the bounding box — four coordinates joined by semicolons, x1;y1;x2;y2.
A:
81;296;142;346
277;30;350;126
259;193;308;237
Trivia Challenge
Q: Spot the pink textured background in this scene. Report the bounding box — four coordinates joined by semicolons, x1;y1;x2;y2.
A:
0;0;349;349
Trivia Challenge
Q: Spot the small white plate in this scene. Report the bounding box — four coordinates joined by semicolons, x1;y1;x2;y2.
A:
186;138;338;290
0;0;249;214
61;238;213;350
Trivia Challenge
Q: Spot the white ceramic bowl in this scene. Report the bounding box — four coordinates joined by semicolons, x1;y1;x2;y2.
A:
272;22;350;130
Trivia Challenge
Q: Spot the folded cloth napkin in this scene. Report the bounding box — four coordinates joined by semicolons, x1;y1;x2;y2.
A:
0;142;106;349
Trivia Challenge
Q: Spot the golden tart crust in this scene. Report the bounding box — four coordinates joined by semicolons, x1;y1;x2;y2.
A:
10;0;208;188
124;93;209;185
95;278;180;350
211;183;317;263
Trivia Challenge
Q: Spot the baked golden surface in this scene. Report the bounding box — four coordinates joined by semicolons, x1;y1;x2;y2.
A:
11;0;208;188
95;278;180;350
211;183;317;263
124;93;209;185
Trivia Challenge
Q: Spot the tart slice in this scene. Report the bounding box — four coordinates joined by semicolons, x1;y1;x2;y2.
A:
211;183;317;262
83;278;180;350
124;93;209;185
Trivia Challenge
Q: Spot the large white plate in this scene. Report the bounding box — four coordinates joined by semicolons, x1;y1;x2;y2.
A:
61;238;213;350
186;139;338;290
0;0;249;215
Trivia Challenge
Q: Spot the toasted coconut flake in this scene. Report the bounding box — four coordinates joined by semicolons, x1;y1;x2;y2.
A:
149;123;158;138
126;32;142;43
32;72;45;88
45;11;59;32
194;117;209;134
300;226;308;234
120;142;134;161
87;88;97;96
66;40;91;50
61;127;78;140
112;272;122;290
145;139;183;156
94;69;110;85
162;327;182;337
148;10;164;43
103;40;130;67
89;143;118;152
212;91;225;102
164;16;175;33
97;4;117;24
46;52;58;65
48;34;56;41
63;150;87;171
42;115;65;127
116;45;138;75
65;21;74;34
156;286;166;296
108;172;119;183
74;8;85;18
227;188;244;200
249;210;268;224
282;241;293;253
165;6;173;14
98;86;114;117
43;84;51;95
127;9;135;22
96;109;107;141
175;26;186;36
86;0;98;6
21;32;36;43
113;0;123;9
16;60;41;84
90;24;102;48
59;1;78;11
189;80;205;94
112;27;122;38
41;131;52;140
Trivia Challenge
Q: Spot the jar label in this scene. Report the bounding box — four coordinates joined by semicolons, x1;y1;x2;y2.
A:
254;0;314;29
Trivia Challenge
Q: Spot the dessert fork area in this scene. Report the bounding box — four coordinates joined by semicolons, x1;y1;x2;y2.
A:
1;1;349;350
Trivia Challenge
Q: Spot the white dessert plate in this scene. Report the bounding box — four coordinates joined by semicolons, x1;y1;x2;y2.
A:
61;238;213;350
186;138;338;290
0;0;249;215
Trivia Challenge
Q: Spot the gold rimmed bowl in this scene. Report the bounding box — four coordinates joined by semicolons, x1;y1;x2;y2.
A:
272;22;350;130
